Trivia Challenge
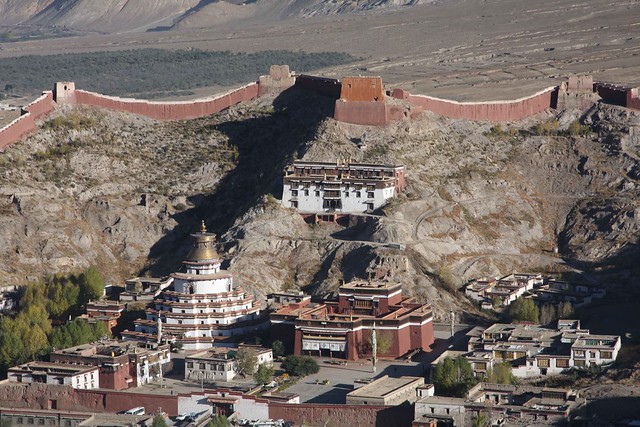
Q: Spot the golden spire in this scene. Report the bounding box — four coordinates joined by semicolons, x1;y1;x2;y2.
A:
201;220;207;234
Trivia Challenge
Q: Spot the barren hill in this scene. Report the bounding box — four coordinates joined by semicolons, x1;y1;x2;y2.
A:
1;86;639;320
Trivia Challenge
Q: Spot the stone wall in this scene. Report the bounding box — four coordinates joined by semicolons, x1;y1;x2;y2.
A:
0;91;54;150
72;83;259;121
595;83;629;107
340;77;385;102
269;403;413;427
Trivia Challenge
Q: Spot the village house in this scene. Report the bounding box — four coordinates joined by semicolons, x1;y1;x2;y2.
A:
270;279;434;360
8;362;99;389
83;300;125;332
436;319;621;379
184;345;273;383
119;276;173;303
281;160;405;218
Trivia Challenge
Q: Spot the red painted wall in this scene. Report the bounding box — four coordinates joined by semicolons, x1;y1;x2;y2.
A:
627;88;640;110
73;83;259;121
0;91;54;150
404;87;556;122
269;403;413;427
334;100;389;126
341;77;385;102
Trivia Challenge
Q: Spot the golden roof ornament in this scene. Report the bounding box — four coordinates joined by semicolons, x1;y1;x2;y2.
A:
201;220;207;233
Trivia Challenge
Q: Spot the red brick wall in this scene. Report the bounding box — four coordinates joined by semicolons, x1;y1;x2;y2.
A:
405;87;556;122
341;77;385;102
269;403;413;427
73;83;259;121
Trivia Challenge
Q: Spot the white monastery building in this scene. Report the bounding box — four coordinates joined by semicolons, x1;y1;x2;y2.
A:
282;160;405;213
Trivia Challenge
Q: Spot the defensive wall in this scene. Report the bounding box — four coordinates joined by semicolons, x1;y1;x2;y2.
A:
2;65;640;151
0;91;54;150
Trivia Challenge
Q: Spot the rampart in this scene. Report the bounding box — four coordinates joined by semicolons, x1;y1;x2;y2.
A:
71;83;259;121
268;403;413;427
295;74;342;99
0;91;54;150
393;86;558;122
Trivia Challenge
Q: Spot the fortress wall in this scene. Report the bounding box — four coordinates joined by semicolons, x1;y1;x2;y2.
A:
627;88;640;110
0;91;54;150
295;75;342;99
334;99;389;126
404;87;557;122
340;76;385;102
74;82;259;121
595;84;628;107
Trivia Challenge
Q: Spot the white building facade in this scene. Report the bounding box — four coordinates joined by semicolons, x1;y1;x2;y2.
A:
282;161;405;213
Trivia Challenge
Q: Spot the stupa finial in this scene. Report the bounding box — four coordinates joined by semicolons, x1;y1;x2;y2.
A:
201;220;207;233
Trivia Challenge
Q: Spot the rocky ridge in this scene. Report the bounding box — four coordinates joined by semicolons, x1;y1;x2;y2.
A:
1;89;639;321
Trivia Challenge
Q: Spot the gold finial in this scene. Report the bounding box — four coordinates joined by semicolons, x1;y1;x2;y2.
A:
201;220;207;233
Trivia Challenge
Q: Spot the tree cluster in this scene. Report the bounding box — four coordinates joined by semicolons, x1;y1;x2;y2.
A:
506;298;539;323
485;362;517;385
432;356;478;397
0;267;108;376
281;355;320;377
0;49;357;98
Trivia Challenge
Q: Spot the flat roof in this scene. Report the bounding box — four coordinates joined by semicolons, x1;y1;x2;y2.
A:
347;375;423;399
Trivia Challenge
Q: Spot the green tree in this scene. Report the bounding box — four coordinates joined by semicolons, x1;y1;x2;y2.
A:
472;412;490;427
507;298;539;323
374;330;393;356
432;356;478;397
51;318;109;350
79;267;105;303
539;303;557;326
281;355;319;377
152;414;168;427
559;301;574;319
486;362;515;385
254;363;274;385
491;297;502;309
271;340;285;357
234;347;257;378
207;416;229;427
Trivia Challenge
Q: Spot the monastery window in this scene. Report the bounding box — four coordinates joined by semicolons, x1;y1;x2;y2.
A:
304;190;309;196
344;191;349;197
366;203;374;211
201;321;205;324
291;190;298;196
315;191;320;197
538;358;549;368
187;362;193;368
356;191;361;198
182;310;185;313
556;359;569;368
602;351;613;359
199;363;206;369
291;201;298;208
574;359;585;367
367;185;375;191
178;320;183;324
367;191;375;198
200;310;204;313
589;351;597;358
574;350;585;357
28;418;34;424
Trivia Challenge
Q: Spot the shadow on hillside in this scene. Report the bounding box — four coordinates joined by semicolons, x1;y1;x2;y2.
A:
143;85;335;276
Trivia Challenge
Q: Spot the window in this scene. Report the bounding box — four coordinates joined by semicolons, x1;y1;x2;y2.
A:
575;359;585;367
291;190;298;196
344;191;349;197
589;351;597;358
290;201;298;208
315;191;320;197
304;190;309;196
602;351;613;359
187;362;193;368
367;191;375;198
537;358;549;368
556;359;569;368
199;363;206;369
356;191;361;198
574;350;585;358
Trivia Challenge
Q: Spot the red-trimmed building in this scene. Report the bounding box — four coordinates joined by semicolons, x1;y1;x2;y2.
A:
84;300;125;332
270;280;434;360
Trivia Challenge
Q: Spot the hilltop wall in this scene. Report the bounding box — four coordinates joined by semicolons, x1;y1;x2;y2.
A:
295;74;342;99
392;86;558;122
72;83;259;121
0;91;54;150
269;403;413;427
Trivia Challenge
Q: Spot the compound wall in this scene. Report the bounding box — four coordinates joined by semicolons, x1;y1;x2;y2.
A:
629;88;640;110
269;403;413;427
73;83;259;121
595;83;628;107
0;91;54;150
398;86;557;122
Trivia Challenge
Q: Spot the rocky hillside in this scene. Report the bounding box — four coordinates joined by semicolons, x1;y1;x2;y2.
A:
1;87;639;320
0;0;429;33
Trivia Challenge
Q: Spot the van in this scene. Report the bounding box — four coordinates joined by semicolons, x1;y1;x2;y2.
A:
124;407;145;415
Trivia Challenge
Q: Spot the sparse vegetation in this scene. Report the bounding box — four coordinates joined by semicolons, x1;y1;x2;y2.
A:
432;356;478;397
0;49;357;97
281;355;319;377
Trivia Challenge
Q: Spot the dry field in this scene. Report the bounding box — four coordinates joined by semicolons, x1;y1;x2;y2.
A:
0;0;638;101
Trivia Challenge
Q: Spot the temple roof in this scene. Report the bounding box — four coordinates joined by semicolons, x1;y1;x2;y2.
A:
185;220;219;262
